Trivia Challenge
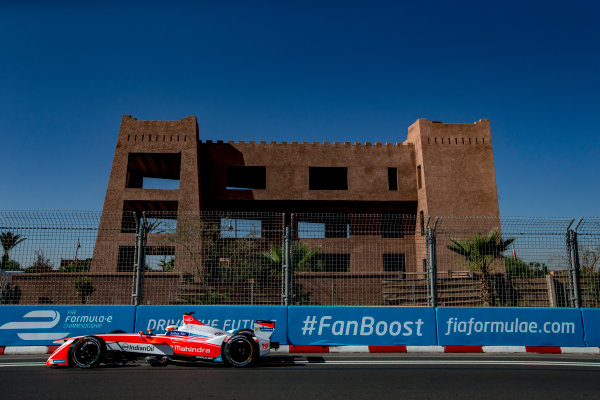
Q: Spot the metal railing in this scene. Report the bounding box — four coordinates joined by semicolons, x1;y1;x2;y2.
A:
1;211;598;308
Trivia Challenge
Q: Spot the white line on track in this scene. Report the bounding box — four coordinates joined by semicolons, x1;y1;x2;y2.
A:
2;360;600;368
0;362;46;367
264;360;600;368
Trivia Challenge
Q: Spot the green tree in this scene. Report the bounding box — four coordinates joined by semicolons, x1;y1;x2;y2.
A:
74;277;95;304
580;245;600;273
158;257;175;272
260;242;321;304
1;232;26;270
2;260;21;271
59;263;89;272
163;216;263;304
505;257;548;277
447;228;515;307
260;242;322;274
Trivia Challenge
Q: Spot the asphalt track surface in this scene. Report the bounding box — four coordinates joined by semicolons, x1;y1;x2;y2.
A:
2;354;600;399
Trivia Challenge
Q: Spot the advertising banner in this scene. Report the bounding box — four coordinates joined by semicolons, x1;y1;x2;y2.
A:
134;306;288;344
581;309;600;346
287;306;437;346
0;305;136;346
436;307;585;347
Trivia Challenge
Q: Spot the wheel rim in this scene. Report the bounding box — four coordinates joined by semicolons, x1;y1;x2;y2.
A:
74;340;101;366
228;338;253;365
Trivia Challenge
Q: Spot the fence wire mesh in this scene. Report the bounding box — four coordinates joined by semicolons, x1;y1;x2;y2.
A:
577;218;600;308
142;212;285;306
1;211;599;308
0;211;135;305
432;217;575;308
291;213;422;306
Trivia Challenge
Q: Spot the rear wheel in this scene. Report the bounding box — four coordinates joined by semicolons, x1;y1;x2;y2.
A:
222;335;257;368
69;336;105;368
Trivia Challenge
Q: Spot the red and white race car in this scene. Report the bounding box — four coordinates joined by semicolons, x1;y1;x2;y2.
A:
46;312;277;368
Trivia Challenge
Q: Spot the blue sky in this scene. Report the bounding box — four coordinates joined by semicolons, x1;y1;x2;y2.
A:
1;1;598;216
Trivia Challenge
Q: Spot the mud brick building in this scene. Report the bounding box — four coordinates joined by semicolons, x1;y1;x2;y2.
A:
92;116;499;276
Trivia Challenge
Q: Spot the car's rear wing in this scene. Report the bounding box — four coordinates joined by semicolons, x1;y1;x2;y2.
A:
253;320;278;349
253;320;275;339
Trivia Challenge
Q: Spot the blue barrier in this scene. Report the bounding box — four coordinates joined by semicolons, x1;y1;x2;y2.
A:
287;306;437;346
581;309;600;346
1;305;598;348
0;305;136;346
436;307;585;347
134;305;288;344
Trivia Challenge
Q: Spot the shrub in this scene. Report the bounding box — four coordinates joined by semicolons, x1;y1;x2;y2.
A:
25;251;54;273
74;277;95;304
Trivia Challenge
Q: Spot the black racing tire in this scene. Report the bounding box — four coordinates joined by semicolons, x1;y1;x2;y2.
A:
234;329;254;337
222;334;258;368
69;336;106;368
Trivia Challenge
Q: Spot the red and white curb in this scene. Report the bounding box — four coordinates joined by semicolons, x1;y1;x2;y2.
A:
2;345;599;356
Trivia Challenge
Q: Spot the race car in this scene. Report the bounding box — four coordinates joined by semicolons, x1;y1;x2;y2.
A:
46;312;277;368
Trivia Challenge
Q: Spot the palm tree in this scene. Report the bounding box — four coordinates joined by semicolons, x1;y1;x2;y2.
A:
447;228;515;307
1;232;27;270
260;242;321;274
260;242;321;304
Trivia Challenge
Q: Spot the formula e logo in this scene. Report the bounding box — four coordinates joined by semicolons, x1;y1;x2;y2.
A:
0;310;69;341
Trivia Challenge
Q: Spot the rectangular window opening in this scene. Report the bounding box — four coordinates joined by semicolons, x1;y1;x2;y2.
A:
309;167;348;190
142;177;180;189
126;153;181;189
145;216;177;234
220;218;262;238
388;168;398;191
419;211;425;236
297;215;349;238
310;253;350;272
145;246;175;271
121;201;178;233
381;213;414;238
417;165;422;189
226;166;266;190
298;222;326;238
383;254;406;273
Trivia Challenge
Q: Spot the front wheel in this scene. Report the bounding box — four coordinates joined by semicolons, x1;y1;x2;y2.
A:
222;335;257;368
69;336;105;368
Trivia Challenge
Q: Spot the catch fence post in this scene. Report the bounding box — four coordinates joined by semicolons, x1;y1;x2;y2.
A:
283;226;290;306
131;213;140;305
566;218;583;308
132;213;147;306
426;217;439;307
280;214;285;306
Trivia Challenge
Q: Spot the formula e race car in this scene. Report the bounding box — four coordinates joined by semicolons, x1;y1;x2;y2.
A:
46;312;277;368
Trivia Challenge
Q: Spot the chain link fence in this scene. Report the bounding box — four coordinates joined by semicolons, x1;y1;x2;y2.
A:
1;211;598;308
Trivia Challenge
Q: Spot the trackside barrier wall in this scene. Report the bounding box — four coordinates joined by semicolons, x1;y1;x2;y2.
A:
287;306;437;346
0;306;599;348
0;305;136;346
436;307;585;347
581;309;600;346
134;306;288;345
